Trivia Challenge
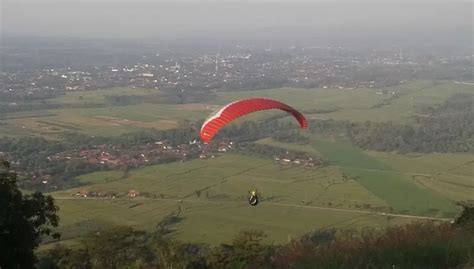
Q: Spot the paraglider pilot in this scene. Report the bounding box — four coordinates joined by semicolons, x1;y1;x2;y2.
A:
248;189;259;206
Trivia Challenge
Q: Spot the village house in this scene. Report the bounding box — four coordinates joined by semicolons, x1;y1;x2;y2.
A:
105;191;117;199
75;190;89;198
128;189;139;198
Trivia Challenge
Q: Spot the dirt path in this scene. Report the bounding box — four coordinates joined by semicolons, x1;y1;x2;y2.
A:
54;196;453;222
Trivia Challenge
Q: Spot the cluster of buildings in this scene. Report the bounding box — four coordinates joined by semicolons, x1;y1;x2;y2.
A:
46;140;209;169
274;156;325;167
74;188;139;199
4;138;239;191
3;45;457;104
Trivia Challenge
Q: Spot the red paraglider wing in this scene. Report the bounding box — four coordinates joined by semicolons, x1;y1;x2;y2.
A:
200;98;307;143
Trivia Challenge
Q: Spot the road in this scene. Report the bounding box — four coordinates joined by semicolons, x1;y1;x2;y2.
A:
54;196;453;222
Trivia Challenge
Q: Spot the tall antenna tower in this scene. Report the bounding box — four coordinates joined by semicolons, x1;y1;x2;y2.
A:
215;44;221;75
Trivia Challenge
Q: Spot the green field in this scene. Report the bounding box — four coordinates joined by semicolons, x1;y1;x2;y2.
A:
56;154;388;208
312;140;459;215
256;138;322;156
2;81;472;246
50;87;161;106
53;198;412;246
217;80;474;123
366;151;474;202
216;86;390;110
1;103;211;137
0;87;214;137
51;154;389;244
2;80;472;138
50;148;469;245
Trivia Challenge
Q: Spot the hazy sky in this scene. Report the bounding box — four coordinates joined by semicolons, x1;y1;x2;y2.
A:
2;1;472;41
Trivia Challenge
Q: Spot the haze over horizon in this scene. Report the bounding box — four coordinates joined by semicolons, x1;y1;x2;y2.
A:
2;1;471;45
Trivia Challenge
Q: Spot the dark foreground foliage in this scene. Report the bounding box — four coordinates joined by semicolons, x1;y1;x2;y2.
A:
273;222;473;269
0;160;471;268
38;212;474;269
0;161;60;269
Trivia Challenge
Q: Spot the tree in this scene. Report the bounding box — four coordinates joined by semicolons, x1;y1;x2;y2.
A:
150;234;188;269
37;244;92;269
121;165;131;179
84;226;149;269
0;160;60;269
207;229;270;268
454;201;474;233
231;229;269;266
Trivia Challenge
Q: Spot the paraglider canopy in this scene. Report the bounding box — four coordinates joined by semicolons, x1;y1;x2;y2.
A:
200;98;307;143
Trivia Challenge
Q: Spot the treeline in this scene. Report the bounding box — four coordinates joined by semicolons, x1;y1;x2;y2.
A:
348;117;473;153
217;119;303;143
0;90;212;113
0;88;65;103
0;102;64;114
222;76;291;92
309;93;474;153
1;93;165;113
37;207;474;269
104;95;147;106
311;118;473;153
159;88;218;104
272;130;310;144
236;142;319;162
278;102;469;153
0;126;200;191
0;136;100;190
2;91;471;191
0;118;304;162
351;93;473;153
0;118;312;191
0;101;108;114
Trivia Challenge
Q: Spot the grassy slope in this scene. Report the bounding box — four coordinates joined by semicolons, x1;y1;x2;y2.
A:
256;137;322;156
312;140;459;216
52;154;409;244
217;81;474;123
3;103;210;137
327;81;474;122
2;81;472;137
1;87;212;137
51;147;471;244
3;81;469;245
50;87;161;105
57;154;386;208
366;151;474;201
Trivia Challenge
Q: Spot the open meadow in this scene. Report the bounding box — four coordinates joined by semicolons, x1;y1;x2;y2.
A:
2;80;472;246
49;147;470;245
2;80;473;138
216;80;474;123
